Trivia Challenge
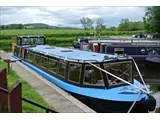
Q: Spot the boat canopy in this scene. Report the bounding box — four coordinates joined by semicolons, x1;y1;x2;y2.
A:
28;45;130;63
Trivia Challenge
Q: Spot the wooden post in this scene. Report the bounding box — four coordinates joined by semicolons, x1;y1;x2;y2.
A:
8;81;22;113
12;41;16;53
0;68;8;89
0;88;8;112
4;59;10;73
0;68;8;112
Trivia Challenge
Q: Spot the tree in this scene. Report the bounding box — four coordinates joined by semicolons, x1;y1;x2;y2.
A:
118;18;130;31
118;18;144;31
144;6;160;33
109;26;117;31
80;17;94;30
95;18;106;35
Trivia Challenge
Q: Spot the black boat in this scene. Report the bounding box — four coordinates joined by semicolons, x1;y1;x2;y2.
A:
73;37;160;63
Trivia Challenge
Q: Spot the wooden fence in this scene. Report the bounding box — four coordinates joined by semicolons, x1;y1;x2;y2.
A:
0;68;22;113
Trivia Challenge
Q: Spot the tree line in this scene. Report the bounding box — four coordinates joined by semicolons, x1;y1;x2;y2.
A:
80;6;160;34
80;17;144;35
1;6;160;34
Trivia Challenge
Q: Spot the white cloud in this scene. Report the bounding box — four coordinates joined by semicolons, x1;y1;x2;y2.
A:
0;6;145;27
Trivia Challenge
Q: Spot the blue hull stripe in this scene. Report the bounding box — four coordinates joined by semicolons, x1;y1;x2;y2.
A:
21;60;147;102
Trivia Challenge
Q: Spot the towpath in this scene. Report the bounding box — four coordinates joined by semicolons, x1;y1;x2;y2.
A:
0;51;95;113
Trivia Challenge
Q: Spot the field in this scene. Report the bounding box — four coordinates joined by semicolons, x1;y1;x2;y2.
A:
0;59;50;112
0;29;144;51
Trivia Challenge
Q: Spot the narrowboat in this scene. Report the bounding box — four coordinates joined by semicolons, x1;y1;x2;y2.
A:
13;36;156;113
73;37;160;63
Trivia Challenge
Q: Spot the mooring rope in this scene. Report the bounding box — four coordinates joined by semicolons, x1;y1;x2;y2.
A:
132;58;150;93
86;61;148;94
127;91;142;113
86;61;150;113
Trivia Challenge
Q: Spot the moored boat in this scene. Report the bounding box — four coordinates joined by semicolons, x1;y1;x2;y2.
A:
73;37;160;63
13;36;156;112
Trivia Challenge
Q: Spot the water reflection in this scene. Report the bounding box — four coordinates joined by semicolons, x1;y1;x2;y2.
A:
137;62;160;84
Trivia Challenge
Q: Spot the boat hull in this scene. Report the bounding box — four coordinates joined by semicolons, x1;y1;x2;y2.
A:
69;92;156;113
20;58;156;113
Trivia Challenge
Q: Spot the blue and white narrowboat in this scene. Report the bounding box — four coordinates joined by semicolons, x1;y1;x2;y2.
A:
13;36;156;112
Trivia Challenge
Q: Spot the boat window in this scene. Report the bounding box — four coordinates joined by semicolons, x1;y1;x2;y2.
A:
29;38;35;45
83;64;105;87
16;37;21;45
34;54;42;66
26;51;34;62
48;58;58;74
68;63;81;83
104;61;132;86
14;47;20;56
21;37;30;45
57;61;66;78
40;56;48;69
35;37;45;45
114;48;124;55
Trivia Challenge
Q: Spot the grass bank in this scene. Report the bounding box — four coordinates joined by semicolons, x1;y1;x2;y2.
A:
0;59;50;113
0;29;144;51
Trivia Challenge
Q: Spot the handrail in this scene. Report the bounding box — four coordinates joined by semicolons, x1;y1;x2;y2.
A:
0;87;8;93
0;87;58;113
22;97;58;113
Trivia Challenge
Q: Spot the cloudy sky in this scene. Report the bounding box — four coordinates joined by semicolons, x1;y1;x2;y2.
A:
0;6;146;27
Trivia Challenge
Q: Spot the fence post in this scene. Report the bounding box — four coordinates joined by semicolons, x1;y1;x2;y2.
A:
8;81;22;113
4;59;10;73
0;68;8;89
0;68;8;112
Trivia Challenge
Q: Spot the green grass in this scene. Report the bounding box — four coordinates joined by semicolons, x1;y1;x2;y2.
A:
0;28;144;51
0;61;50;113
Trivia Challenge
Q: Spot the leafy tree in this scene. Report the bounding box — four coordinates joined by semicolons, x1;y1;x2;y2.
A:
95;18;106;35
118;18;144;31
118;18;130;31
80;17;94;30
143;6;160;33
109;26;117;31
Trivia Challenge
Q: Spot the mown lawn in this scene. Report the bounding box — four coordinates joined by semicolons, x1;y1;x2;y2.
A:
0;59;50;113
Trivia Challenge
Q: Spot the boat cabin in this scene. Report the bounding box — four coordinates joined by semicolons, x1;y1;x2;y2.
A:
14;35;46;58
26;45;133;88
16;35;46;46
74;37;160;62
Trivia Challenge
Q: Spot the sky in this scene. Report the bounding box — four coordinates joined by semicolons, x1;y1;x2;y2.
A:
0;6;146;27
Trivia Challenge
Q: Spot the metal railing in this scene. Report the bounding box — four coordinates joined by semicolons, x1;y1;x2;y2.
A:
22;97;58;113
0;86;58;113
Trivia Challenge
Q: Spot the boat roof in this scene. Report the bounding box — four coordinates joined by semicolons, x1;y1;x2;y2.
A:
17;35;45;38
28;45;130;63
90;39;160;46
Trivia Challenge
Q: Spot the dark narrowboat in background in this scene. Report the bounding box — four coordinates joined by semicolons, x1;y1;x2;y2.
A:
73;37;160;64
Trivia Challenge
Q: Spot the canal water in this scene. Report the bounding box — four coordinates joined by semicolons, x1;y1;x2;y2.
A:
137;62;160;84
78;62;160;113
137;62;160;112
